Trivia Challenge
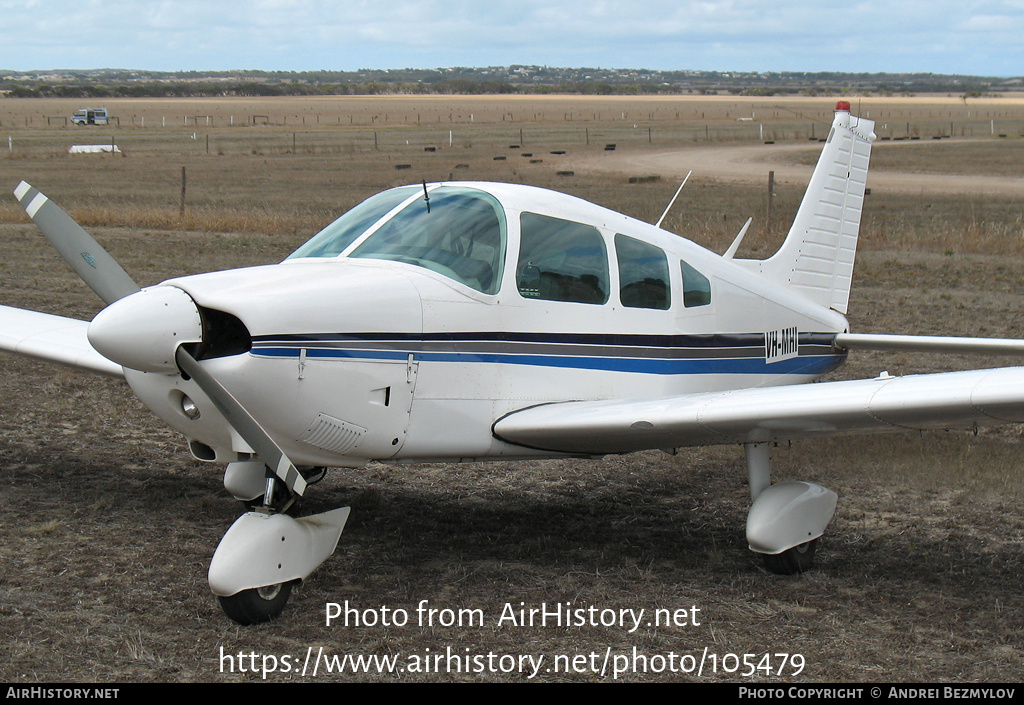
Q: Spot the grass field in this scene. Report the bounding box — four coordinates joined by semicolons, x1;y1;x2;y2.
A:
0;95;1023;683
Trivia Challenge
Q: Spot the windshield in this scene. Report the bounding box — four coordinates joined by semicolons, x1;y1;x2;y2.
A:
348;186;506;294
287;186;419;260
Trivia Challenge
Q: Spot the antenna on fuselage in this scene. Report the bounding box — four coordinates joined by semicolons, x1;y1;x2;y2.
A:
655;170;691;229
723;217;753;260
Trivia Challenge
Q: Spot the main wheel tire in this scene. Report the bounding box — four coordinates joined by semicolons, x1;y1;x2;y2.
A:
762;539;818;575
218;582;293;625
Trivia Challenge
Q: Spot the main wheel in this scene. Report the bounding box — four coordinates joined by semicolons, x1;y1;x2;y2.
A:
762;539;818;575
218;582;293;625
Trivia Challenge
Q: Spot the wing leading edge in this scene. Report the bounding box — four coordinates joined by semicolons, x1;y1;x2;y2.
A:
0;305;124;377
492;366;1024;455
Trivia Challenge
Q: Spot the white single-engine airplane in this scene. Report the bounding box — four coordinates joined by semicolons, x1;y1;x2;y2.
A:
4;102;1024;624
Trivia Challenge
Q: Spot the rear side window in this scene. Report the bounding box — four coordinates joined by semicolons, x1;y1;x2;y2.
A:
518;213;608;304
680;259;712;307
615;234;670;310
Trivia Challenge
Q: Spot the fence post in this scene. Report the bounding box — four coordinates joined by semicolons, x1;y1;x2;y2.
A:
180;167;187;218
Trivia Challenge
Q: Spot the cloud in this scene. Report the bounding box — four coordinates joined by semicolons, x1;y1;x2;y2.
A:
0;0;1020;75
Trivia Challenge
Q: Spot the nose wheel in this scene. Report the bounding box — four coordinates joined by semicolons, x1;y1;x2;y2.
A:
218;582;295;625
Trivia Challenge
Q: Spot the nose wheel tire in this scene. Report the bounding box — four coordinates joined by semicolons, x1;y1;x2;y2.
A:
218;582;293;625
762;539;818;575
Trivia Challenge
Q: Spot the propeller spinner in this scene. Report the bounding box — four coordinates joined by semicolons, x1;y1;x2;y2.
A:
87;285;203;373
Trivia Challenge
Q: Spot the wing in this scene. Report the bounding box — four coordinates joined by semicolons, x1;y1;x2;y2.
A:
0;305;124;377
492;366;1024;455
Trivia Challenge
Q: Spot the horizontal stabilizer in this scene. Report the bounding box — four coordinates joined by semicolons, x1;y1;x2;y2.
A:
0;305;124;377
835;333;1024;356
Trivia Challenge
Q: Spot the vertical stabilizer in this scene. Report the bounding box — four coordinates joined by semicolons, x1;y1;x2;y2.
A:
750;103;875;314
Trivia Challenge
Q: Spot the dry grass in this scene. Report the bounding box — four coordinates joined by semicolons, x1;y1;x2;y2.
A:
71;205;319;237
1;96;1024;683
811;139;1024;178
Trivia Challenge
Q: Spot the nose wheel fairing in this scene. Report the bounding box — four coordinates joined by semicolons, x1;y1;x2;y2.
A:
208;506;351;619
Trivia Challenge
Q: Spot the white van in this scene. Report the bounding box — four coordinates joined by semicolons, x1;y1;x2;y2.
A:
71;108;109;126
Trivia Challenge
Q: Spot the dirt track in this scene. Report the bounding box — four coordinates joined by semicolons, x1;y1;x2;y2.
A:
572;140;1024;196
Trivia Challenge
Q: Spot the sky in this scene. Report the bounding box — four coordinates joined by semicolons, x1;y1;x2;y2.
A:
2;0;1022;77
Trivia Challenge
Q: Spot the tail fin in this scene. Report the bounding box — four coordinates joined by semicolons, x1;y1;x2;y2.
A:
749;103;875;314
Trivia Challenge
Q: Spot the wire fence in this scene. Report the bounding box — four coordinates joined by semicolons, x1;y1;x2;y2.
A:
6;115;1024;160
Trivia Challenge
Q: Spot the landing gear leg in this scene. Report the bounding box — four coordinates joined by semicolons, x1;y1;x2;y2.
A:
746;441;771;501
261;473;297;514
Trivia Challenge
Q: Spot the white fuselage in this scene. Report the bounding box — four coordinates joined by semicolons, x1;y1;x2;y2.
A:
124;183;849;467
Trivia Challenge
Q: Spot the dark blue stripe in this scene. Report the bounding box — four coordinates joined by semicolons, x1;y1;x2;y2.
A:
252;331;838;349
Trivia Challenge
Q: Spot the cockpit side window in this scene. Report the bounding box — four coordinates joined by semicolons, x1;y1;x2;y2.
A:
680;259;712;307
517;213;609;305
286;186;419;260
348;187;506;294
615;234;670;310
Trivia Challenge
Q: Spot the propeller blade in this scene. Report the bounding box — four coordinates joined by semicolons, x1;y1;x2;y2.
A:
174;346;308;497
14;181;140;305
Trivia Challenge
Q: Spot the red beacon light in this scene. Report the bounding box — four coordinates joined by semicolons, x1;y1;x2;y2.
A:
835;100;852;112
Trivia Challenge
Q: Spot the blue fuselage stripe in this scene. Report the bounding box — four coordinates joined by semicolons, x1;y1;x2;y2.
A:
251;345;843;376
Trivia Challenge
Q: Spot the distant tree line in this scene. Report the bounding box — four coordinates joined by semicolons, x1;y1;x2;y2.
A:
0;67;1012;99
2;81;690;98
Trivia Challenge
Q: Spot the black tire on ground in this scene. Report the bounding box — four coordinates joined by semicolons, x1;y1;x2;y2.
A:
218;582;293;625
762;539;818;575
